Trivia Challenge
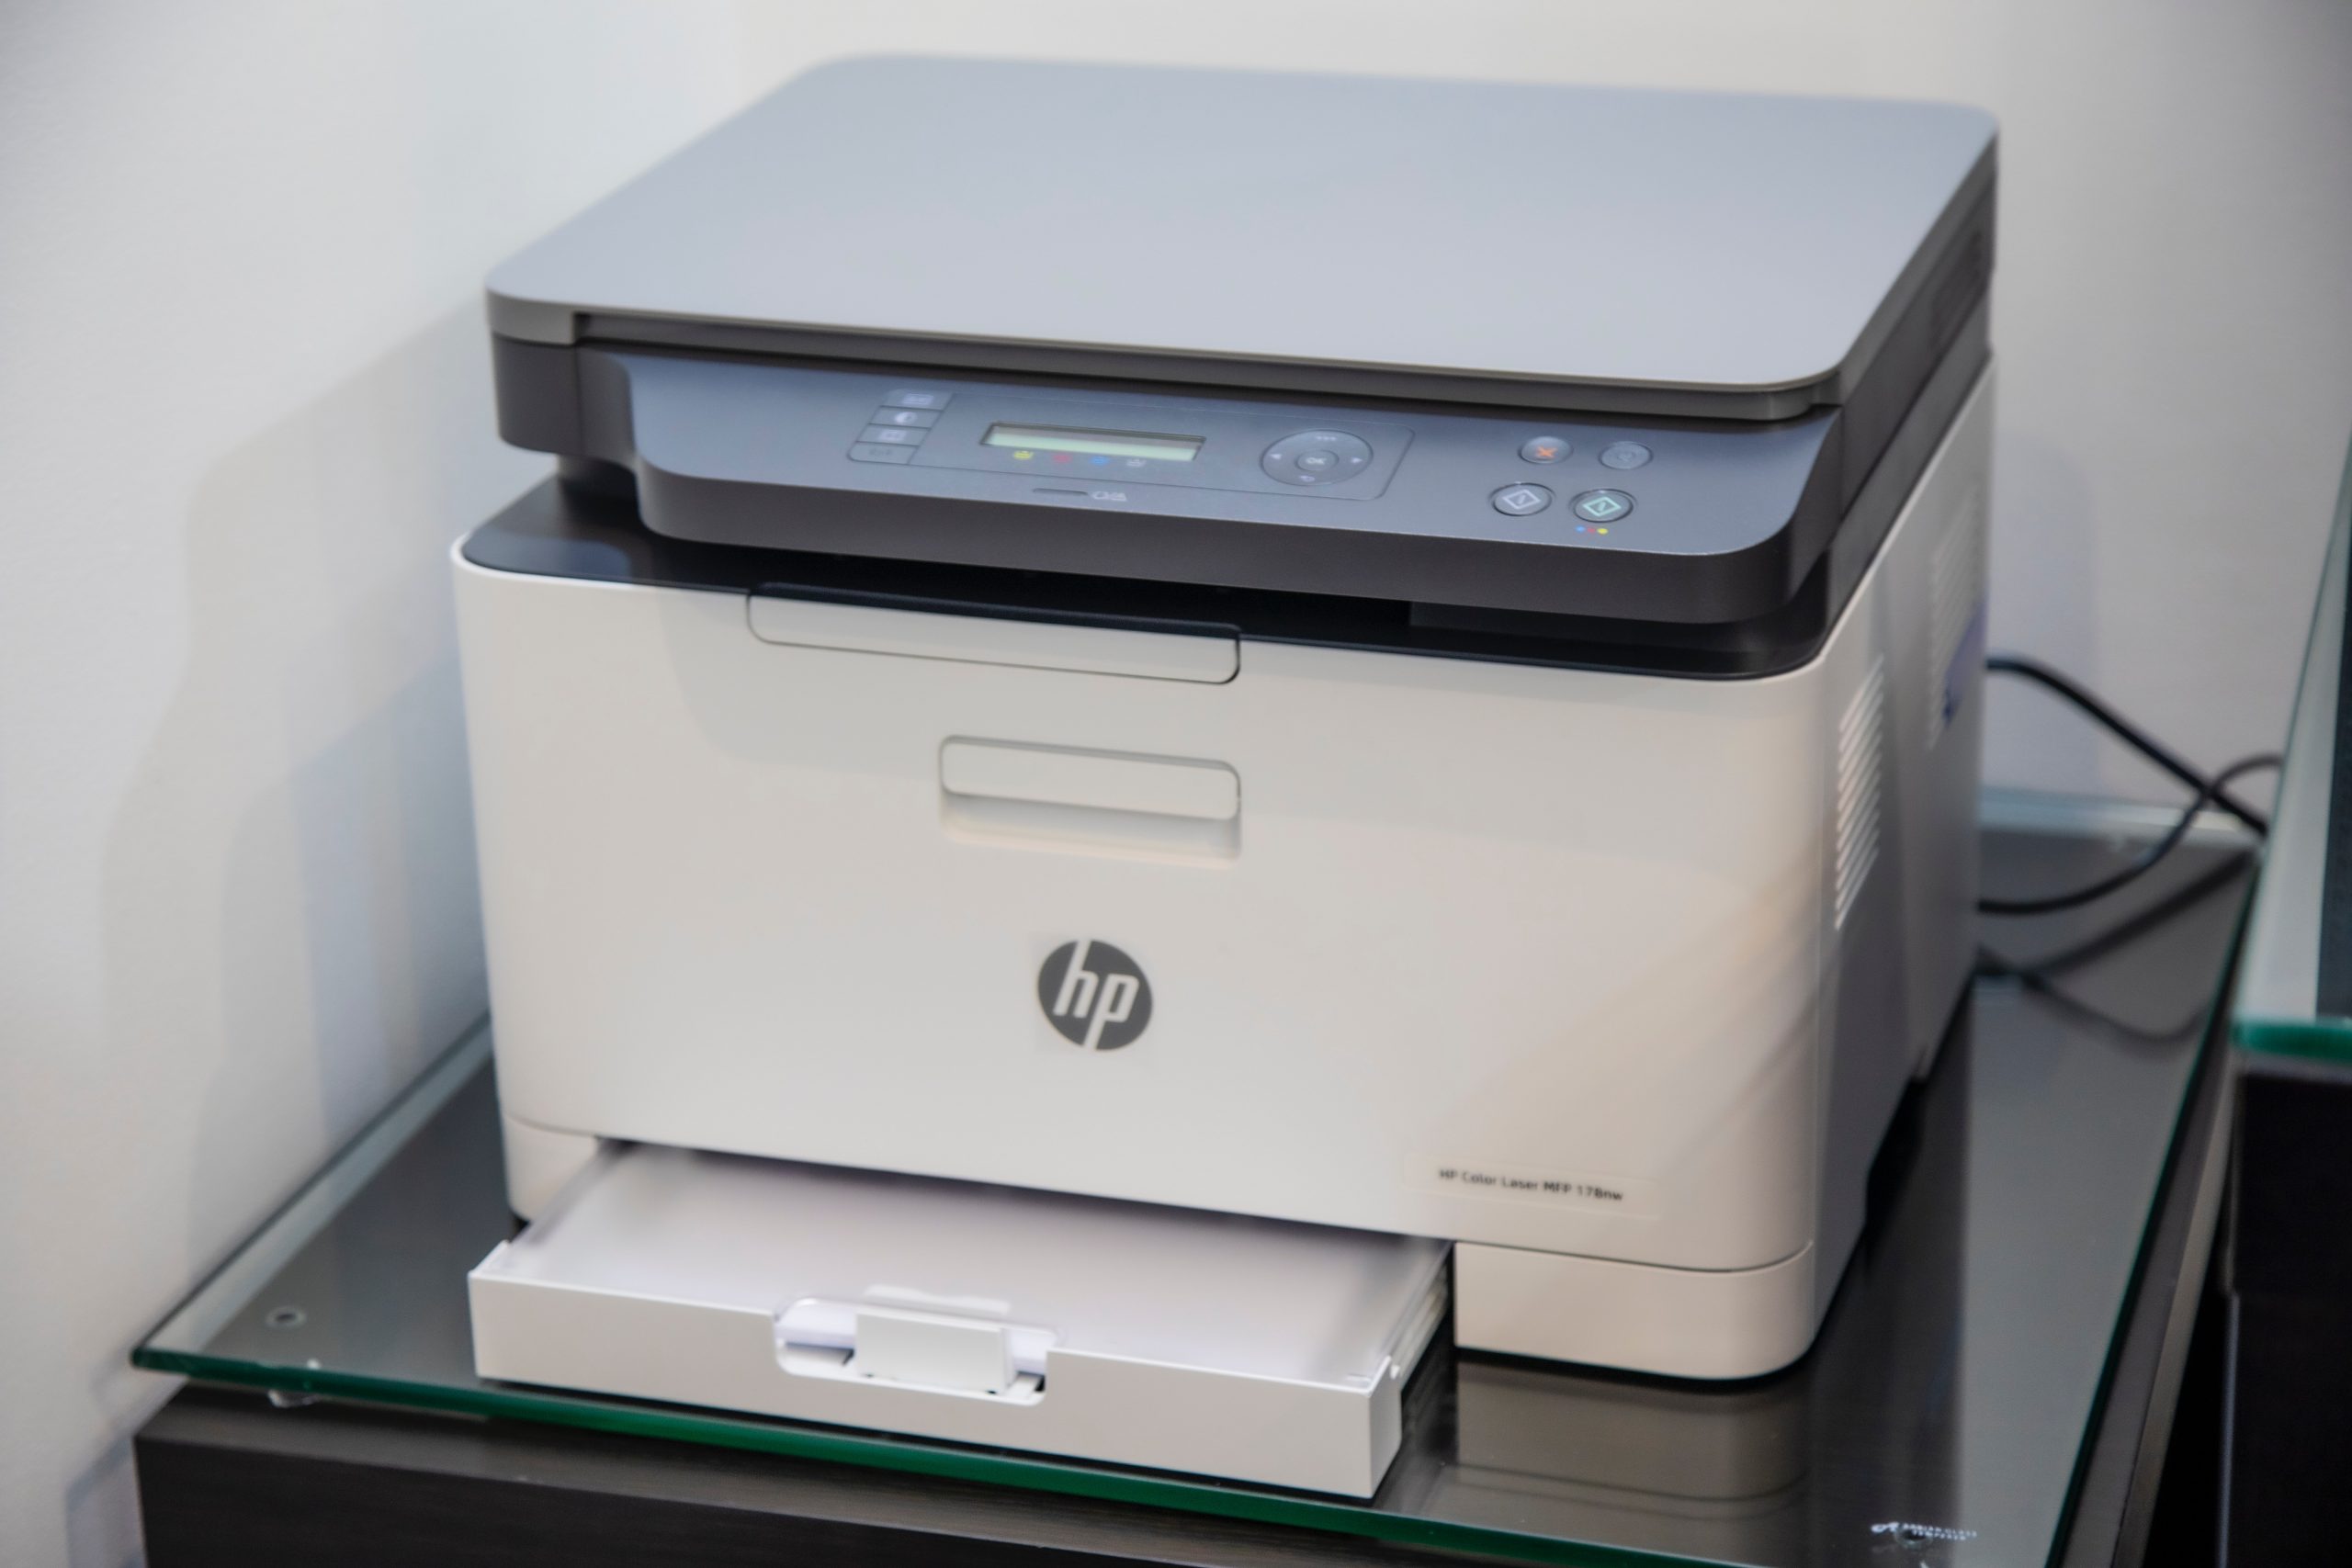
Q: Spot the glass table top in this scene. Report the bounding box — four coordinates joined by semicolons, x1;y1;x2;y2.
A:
138;815;2250;1567
2234;436;2352;1062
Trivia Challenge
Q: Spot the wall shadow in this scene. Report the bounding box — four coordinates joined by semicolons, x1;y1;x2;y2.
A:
80;305;540;1566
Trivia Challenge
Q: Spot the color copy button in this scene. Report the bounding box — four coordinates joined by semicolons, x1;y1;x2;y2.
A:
1491;483;1553;516
1572;489;1635;523
1520;436;1570;464
882;389;951;409
1599;442;1652;470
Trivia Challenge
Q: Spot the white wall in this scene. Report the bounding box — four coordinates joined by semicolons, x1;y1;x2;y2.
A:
0;5;772;1563
2;3;2346;1563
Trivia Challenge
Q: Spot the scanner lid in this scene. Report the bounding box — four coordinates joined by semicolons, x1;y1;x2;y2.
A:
488;57;1996;418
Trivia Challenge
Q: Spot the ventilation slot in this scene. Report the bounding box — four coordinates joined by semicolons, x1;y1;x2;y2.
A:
1835;660;1886;930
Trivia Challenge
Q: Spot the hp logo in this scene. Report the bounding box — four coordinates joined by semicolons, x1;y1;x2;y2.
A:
1038;940;1152;1051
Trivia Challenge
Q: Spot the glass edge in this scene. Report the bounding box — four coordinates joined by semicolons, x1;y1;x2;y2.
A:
1978;786;2259;850
133;1020;494;1356
2043;874;2253;1563
2233;1013;2352;1064
131;814;2263;1568
131;1352;1705;1568
2230;438;2352;1024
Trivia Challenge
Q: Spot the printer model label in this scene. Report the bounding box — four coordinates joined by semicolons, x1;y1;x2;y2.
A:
1038;940;1152;1051
1429;1159;1657;1217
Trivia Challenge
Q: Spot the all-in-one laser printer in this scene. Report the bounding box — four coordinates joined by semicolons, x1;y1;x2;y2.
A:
455;57;1996;1495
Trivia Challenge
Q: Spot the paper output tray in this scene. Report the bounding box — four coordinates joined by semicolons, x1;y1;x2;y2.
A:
469;1144;1451;1496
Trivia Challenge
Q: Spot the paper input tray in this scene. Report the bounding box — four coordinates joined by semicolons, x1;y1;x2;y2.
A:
469;1144;1452;1495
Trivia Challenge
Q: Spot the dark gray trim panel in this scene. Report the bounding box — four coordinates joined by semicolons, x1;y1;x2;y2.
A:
463;337;1984;683
482;327;1983;626
464;477;1847;679
560;312;1840;423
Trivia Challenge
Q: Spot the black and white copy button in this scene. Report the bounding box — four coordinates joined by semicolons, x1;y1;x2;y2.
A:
1490;483;1554;516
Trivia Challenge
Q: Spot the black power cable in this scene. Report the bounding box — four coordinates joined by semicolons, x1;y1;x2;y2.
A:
1975;852;2256;1043
1977;753;2279;916
1984;654;2272;835
1977;654;2278;918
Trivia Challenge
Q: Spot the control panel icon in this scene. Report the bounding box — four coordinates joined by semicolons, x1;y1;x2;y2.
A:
1262;430;1374;487
1571;489;1635;523
1490;484;1554;516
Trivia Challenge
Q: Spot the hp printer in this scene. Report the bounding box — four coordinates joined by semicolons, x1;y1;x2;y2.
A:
455;58;1996;1495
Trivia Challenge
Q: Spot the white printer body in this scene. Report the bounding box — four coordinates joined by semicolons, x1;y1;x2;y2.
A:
454;59;1996;1489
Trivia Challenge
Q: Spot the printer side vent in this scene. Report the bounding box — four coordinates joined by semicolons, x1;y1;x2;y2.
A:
1834;660;1887;930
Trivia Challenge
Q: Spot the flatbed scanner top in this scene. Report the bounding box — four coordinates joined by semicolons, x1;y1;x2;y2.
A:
490;56;1994;415
481;58;1994;646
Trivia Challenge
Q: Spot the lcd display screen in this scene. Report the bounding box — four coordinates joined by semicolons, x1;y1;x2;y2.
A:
984;423;1204;462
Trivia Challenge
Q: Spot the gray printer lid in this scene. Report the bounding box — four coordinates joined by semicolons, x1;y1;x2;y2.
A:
489;58;1995;418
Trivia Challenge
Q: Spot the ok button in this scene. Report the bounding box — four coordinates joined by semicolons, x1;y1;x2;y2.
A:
1490;483;1554;516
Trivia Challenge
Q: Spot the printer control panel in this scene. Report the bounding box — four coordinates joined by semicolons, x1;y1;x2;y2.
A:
603;350;1844;622
842;384;1412;502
